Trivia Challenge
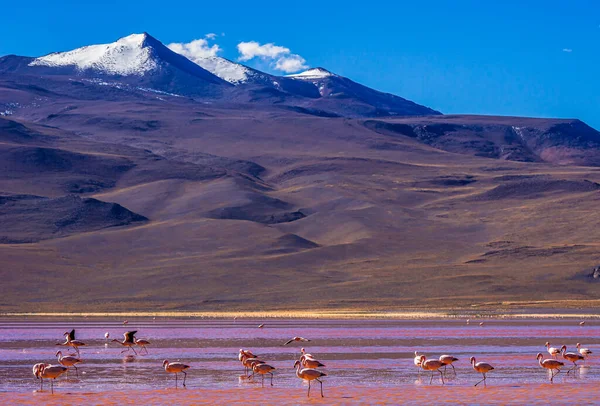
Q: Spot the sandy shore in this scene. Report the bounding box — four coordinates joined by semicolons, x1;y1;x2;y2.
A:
3;384;599;405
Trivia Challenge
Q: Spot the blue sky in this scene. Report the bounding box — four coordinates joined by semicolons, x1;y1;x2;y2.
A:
2;0;599;128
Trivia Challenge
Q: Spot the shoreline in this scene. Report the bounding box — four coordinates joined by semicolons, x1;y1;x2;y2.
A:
2;308;600;319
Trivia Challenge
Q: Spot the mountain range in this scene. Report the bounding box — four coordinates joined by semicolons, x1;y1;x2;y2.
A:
1;33;599;312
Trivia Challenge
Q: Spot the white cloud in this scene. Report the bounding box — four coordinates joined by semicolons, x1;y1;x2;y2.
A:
167;38;221;62
275;54;308;73
237;41;290;61
562;48;573;53
236;40;308;73
205;33;217;40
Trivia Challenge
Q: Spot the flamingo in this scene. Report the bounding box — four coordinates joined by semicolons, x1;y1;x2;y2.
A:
419;355;445;385
580;321;586;326
576;343;592;360
439;354;459;373
470;356;494;387
33;363;50;391
301;355;325;369
536;353;563;383
545;342;560;359
243;357;265;376
561;345;584;374
250;363;276;387
284;336;311;345
38;364;68;394
135;337;151;354
104;332;110;342
258;324;265;328
163;360;190;388
112;331;138;354
56;329;86;356
414;351;423;374
55;351;82;377
294;360;326;397
466;319;470;325
479;322;485;327
299;348;325;368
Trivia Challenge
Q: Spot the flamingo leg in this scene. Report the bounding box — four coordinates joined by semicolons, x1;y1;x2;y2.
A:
175;373;178;388
40;378;43;391
451;364;456;374
75;365;78;378
121;348;129;354
307;380;311;397
317;378;324;397
439;369;445;385
270;372;274;386
51;379;54;394
429;370;434;384
182;371;187;387
131;345;138;355
474;374;485;387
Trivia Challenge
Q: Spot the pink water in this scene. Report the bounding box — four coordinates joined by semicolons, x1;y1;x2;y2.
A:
0;317;598;404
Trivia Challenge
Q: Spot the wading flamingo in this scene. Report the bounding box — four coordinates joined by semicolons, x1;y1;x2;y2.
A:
284;336;311;345
38;364;68;394
104;332;110;342
56;329;86;356
163;360;190;388
135;337;151;354
470;356;494;387
576;343;592;361
545;342;560;359
250;363;276;387
294;360;326;397
439;354;459;374
299;348;324;367
561;345;584;374
112;331;138;355
55;351;82;377
244;358;266;377
419;355;445;385
414;351;423;374
536;353;563;383
33;363;50;391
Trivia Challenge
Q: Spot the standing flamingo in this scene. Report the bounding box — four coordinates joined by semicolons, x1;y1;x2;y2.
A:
163;360;190;388
294;360;326;397
250;363;276;387
470;356;494;387
104;332;110;342
536;353;563;383
576;343;592;361
414;351;424;375
33;363;50;391
112;331;138;354
55;351;82;377
38;364;68;394
439;354;459;374
545;342;560;359
419;355;445;385
56;329;86;356
301;354;325;369
561;346;584;374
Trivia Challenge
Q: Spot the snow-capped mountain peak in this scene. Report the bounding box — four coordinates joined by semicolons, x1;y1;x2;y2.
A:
287;67;335;79
29;33;160;76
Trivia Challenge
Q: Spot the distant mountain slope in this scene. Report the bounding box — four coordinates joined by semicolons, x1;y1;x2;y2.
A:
0;194;147;243
364;115;600;166
287;68;441;117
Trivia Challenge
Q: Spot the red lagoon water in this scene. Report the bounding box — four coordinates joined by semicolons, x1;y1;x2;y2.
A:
0;318;598;404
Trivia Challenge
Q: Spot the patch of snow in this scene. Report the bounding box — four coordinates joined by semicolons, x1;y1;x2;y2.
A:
29;33;159;76
190;56;250;84
287;67;334;79
513;126;526;142
137;87;182;97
